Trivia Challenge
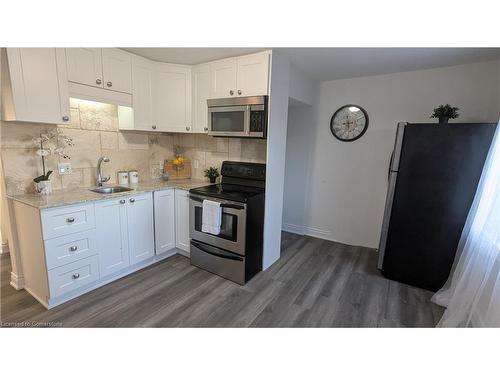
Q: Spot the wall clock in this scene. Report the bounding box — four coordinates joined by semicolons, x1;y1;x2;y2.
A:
330;105;369;142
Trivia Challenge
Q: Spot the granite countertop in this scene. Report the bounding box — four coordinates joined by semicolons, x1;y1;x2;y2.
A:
7;179;210;210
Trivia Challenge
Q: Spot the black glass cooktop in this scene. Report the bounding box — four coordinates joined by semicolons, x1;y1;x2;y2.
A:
189;183;265;203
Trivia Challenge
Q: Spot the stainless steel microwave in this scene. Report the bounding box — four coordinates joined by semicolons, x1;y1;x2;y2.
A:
207;95;268;138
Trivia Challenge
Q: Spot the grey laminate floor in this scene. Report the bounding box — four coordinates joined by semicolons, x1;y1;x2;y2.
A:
0;232;443;327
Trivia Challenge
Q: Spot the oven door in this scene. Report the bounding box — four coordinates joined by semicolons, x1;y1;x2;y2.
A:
208;105;250;137
189;194;247;256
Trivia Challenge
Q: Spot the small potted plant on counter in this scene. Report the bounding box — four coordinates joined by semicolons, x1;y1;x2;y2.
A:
431;104;460;124
32;129;74;195
204;166;220;184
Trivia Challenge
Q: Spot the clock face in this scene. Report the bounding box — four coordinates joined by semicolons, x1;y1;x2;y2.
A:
330;105;369;142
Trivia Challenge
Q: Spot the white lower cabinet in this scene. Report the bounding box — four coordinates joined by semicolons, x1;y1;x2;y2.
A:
154;189;176;255
15;188;190;308
127;193;155;265
95;197;130;277
175;189;190;254
48;255;100;299
95;192;155;275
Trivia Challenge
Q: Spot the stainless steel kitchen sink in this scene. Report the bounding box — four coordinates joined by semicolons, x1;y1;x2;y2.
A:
89;186;134;194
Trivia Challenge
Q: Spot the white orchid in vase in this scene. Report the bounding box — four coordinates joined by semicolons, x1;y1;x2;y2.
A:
32;128;74;183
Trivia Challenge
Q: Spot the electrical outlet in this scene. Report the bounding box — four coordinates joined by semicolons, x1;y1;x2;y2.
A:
194;159;200;169
58;162;72;175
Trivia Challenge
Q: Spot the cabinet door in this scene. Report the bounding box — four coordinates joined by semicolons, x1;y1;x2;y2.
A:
154;190;175;255
154;64;192;133
95;198;130;278
131;57;155;131
65;48;103;88
127;193;155;265
3;48;70;124
210;58;237;99
102;49;132;94
236;52;270;96
192;64;210;133
175;189;190;254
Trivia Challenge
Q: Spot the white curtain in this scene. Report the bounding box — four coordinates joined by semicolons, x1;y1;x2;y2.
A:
431;121;500;327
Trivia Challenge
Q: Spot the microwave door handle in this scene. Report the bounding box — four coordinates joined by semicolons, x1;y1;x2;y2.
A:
244;105;251;135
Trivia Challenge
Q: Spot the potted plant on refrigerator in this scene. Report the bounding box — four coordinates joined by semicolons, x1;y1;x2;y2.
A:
431;104;460;124
204;166;220;184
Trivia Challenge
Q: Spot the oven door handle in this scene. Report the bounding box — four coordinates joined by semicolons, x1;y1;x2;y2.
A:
191;240;243;262
190;195;245;210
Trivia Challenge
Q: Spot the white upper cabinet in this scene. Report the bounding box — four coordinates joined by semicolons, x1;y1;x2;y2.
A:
65;48;132;94
210;58;237;98
1;48;70;125
102;49;132;94
130;56;155;131
65;48;103;88
154;63;192;133
191;63;211;133
236;52;270;97
209;51;270;99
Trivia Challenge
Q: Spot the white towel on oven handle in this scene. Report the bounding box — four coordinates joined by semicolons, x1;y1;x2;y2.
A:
201;199;222;235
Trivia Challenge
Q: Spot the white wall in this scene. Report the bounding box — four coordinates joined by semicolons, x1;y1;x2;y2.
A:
263;51;291;269
283;60;500;248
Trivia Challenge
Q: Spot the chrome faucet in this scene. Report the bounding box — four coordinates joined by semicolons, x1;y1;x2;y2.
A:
96;156;110;186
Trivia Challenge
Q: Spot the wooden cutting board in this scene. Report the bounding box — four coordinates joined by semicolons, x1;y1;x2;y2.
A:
163;160;192;180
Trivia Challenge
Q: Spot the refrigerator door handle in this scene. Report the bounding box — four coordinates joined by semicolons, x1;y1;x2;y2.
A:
388;151;394;180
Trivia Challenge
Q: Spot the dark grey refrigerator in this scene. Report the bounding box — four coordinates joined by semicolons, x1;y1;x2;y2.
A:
377;122;497;291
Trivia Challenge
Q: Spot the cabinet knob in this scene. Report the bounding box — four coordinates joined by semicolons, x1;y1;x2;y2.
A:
120;199;126;204
69;245;78;252
229;90;234;96
62;116;69;122
186;126;190;131
72;273;80;279
129;198;135;203
152;125;157;130
204;127;208;132
96;78;102;85
66;217;75;223
238;90;242;95
107;81;112;87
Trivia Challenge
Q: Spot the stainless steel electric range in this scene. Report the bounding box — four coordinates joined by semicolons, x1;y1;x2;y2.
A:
189;161;266;284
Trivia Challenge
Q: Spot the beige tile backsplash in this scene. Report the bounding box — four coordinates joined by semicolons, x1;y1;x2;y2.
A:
1;98;267;195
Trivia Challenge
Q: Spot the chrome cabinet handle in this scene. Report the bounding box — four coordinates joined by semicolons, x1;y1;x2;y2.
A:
62;116;69;122
186;126;190;131
66;217;75;223
96;78;102;85
229;90;234;96
106;81;112;87
238;90;242;95
120;199;126;204
72;273;80;279
69;245;78;252
152;125;157;130
129;198;135;203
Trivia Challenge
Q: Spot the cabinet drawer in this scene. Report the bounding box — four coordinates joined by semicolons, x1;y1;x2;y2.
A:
41;203;95;240
48;255;100;298
44;230;97;270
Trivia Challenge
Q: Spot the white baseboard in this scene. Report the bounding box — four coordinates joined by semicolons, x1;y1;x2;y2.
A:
0;242;9;254
282;222;335;241
282;222;376;249
10;271;25;290
282;223;305;235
